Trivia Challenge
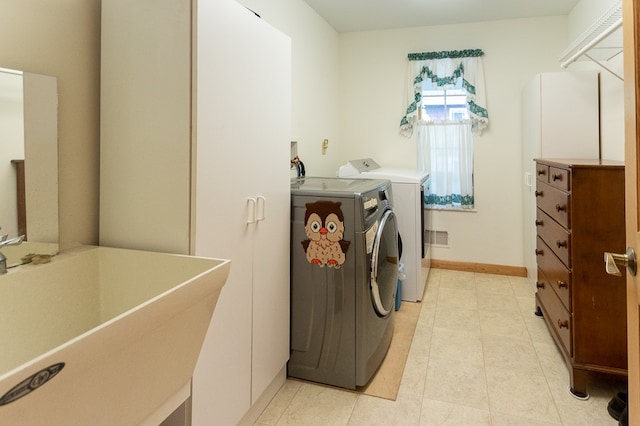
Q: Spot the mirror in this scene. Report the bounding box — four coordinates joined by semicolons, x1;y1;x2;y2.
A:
0;67;58;257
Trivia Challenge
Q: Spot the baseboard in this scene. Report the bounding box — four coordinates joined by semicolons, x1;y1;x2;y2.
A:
426;258;527;277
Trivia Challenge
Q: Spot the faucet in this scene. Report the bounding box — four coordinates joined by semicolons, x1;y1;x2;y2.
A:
0;233;25;274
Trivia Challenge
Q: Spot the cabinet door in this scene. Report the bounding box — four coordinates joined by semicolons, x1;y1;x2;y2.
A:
192;0;291;423
249;25;291;404
539;72;599;158
192;1;254;424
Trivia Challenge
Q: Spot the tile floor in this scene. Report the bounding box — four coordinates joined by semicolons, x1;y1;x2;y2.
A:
254;268;625;425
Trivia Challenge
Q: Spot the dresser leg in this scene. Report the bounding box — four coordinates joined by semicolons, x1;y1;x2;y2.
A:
569;368;589;400
534;305;543;317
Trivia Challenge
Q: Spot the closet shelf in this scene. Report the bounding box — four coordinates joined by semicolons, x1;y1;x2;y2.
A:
559;0;623;80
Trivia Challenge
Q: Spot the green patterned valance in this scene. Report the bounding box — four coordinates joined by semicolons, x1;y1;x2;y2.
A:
400;49;489;137
408;49;484;61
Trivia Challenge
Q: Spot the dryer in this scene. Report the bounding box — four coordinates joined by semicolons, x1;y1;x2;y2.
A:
338;158;431;302
289;177;398;389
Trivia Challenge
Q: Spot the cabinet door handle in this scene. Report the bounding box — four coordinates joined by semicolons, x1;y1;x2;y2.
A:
247;197;257;224
535;191;543;197
556;240;568;248
256;196;266;222
536;282;545;289
535;220;543;226
557;319;569;329
535;249;544;256
557;281;568;289
555;204;566;212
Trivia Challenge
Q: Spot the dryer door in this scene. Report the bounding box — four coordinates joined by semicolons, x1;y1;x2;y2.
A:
370;209;399;317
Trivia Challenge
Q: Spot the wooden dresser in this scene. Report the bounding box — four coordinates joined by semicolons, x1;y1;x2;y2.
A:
534;159;627;398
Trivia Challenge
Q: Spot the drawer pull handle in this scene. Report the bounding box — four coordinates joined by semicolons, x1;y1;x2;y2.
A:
557;281;568;289
556;240;568;248
535;191;543;197
557;319;569;329
537;169;546;176
552;174;563;181
535;220;543;226
555;204;566;212
536;282;545;289
535;249;544;256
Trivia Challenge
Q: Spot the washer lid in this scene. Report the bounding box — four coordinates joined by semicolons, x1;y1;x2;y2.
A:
291;176;390;197
359;168;429;184
338;158;429;184
338;158;381;176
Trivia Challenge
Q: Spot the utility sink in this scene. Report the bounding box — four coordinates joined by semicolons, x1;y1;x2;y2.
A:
0;245;230;425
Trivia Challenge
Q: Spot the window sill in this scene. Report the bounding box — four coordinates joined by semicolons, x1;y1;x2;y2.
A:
426;206;477;213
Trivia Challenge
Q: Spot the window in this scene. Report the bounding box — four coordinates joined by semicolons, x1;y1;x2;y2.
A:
399;50;488;211
419;77;475;210
420;78;469;121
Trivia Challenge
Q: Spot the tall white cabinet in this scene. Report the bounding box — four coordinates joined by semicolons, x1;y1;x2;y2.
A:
100;0;291;424
521;71;600;287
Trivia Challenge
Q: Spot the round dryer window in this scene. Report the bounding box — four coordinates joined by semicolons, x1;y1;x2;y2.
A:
370;209;399;317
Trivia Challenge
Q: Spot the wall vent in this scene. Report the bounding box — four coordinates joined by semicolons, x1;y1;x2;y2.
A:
427;230;449;246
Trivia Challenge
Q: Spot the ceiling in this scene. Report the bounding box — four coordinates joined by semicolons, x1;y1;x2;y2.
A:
302;0;582;33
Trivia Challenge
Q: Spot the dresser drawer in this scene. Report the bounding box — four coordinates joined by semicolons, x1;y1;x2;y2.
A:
549;167;570;191
536;181;570;228
536;164;549;183
536;237;571;309
536;267;572;357
536;209;570;267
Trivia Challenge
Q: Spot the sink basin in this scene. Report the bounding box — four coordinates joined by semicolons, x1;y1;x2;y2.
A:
2;241;59;268
0;245;230;425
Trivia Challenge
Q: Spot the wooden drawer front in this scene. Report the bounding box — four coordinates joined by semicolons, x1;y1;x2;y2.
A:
535;181;570;228
536;268;572;356
536;164;549;182
549;166;570;191
536;209;571;267
536;237;571;309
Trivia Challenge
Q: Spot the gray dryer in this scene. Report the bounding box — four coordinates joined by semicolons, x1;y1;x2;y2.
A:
289;177;398;389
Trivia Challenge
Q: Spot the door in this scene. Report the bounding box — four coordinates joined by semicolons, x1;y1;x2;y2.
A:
623;0;640;424
370;209;399;317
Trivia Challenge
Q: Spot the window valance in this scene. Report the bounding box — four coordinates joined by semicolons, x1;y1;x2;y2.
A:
400;49;489;137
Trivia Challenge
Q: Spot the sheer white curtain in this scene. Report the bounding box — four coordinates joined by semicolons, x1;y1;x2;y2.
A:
417;120;474;209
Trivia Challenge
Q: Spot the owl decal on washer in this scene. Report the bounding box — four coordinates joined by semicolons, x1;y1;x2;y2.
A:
301;200;350;268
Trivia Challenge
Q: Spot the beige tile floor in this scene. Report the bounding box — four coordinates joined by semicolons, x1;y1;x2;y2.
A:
255;269;625;425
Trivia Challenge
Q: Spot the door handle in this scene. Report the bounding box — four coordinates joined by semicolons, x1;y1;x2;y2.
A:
256;196;266;222
604;247;637;276
247;198;257;224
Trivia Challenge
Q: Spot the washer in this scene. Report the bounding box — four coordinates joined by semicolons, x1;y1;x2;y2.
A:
338;158;431;302
289;177;398;389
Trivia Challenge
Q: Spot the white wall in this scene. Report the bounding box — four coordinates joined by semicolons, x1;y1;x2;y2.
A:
235;0;342;177
234;0;624;268
339;17;569;266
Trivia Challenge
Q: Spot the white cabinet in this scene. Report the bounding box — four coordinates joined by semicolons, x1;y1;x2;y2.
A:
100;0;291;424
521;71;599;286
